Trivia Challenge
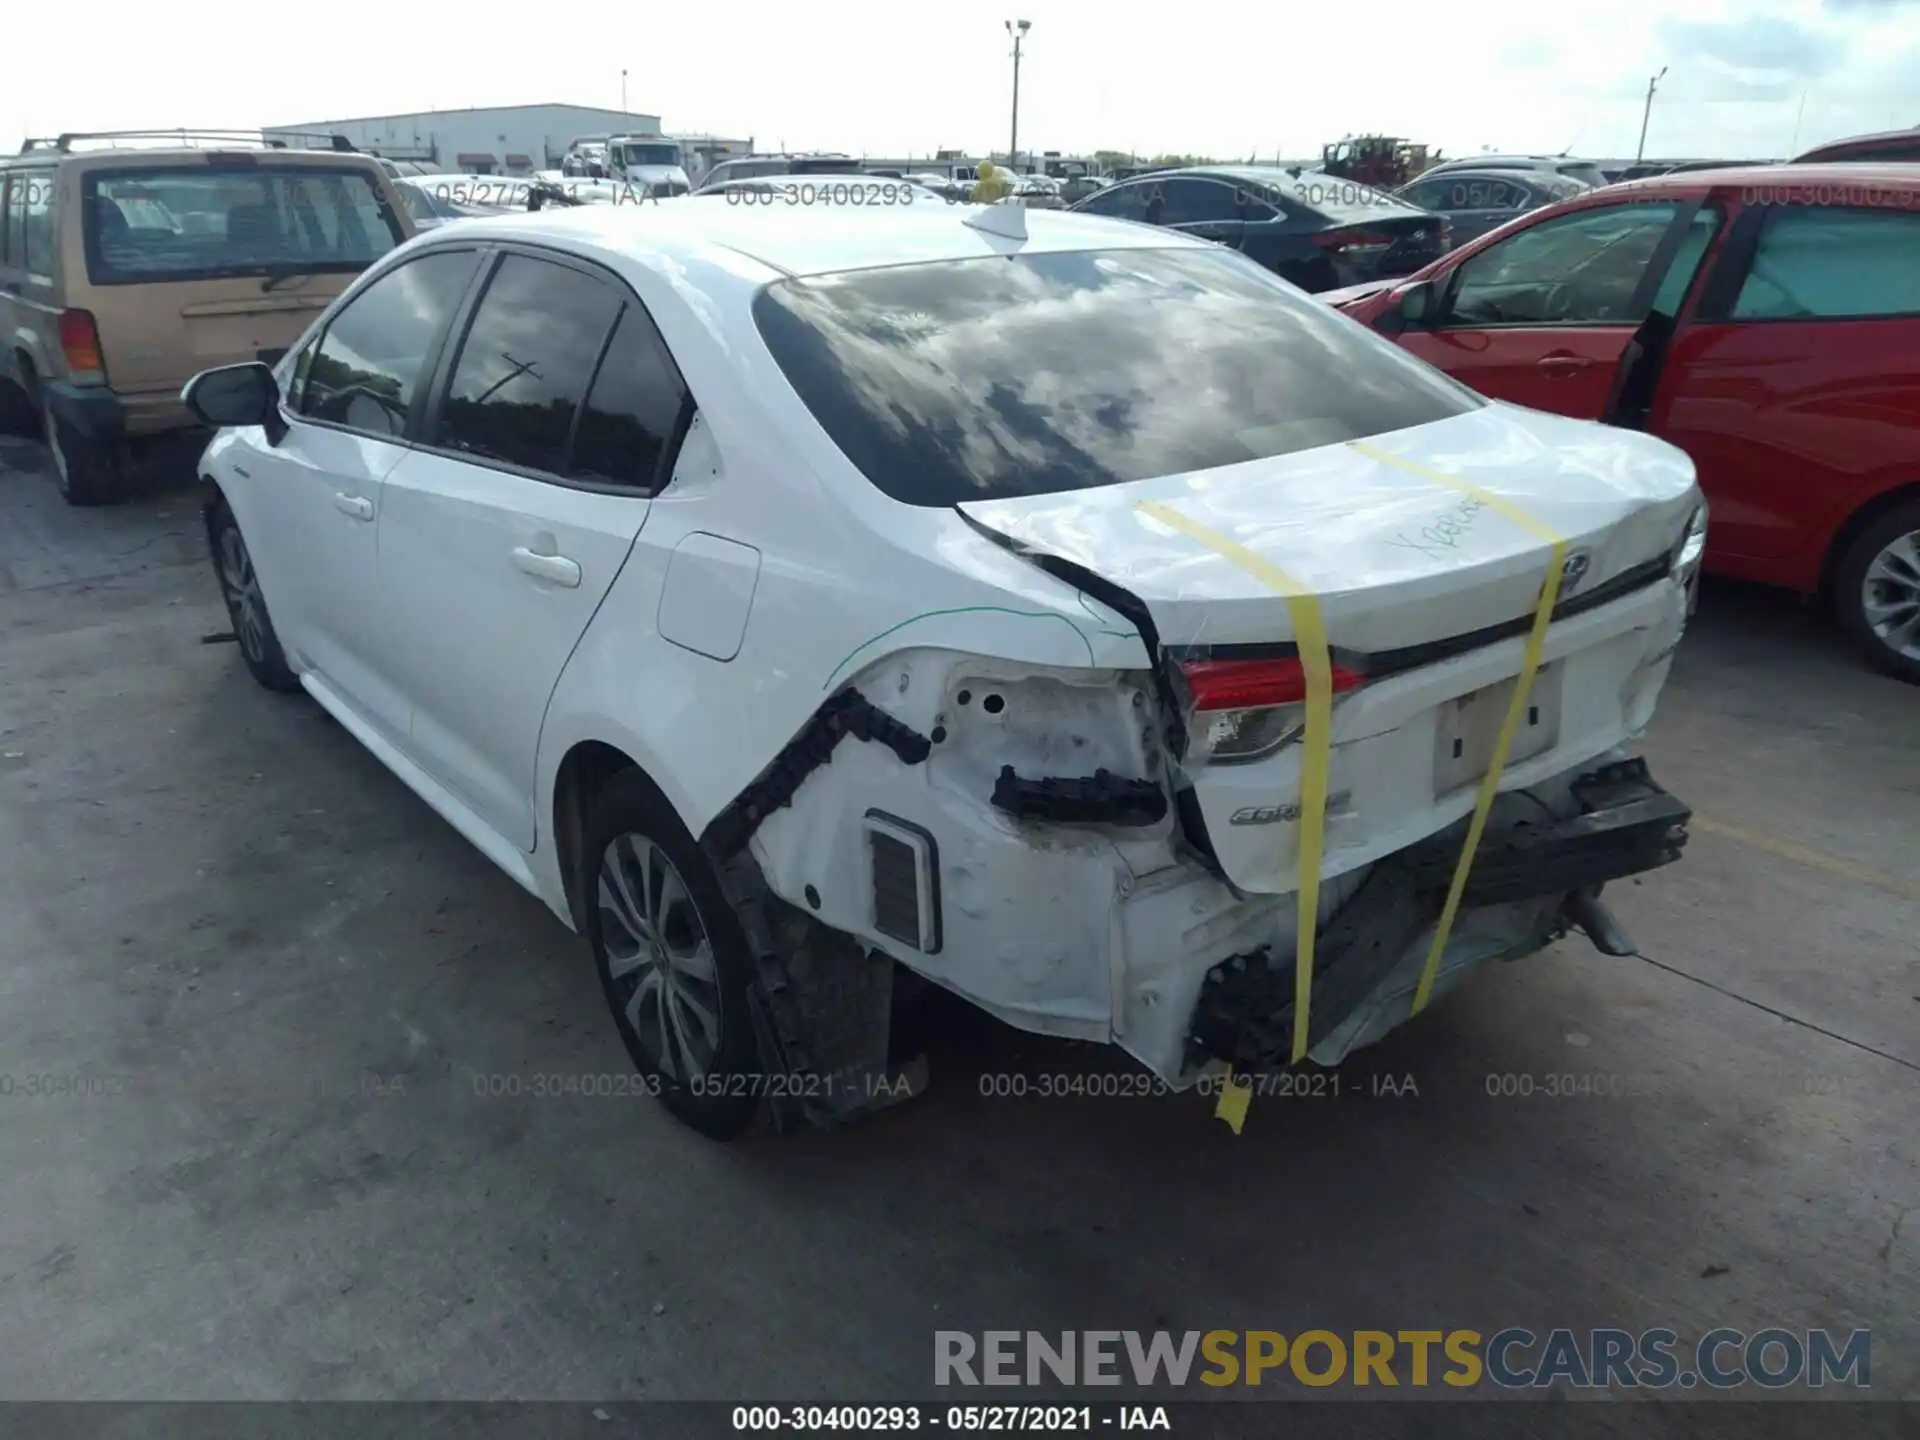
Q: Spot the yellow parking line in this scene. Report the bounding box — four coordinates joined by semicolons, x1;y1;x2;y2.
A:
1691;815;1920;901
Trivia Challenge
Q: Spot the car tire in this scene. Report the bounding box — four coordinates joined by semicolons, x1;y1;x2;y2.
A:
584;769;762;1141
40;395;124;506
208;499;300;693
1834;499;1920;685
0;376;37;437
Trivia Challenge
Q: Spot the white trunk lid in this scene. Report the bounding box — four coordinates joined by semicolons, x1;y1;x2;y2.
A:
960;403;1700;894
960;404;1696;654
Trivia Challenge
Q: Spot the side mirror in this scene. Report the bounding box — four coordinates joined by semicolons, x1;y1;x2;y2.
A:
183;363;279;430
1378;279;1435;335
1398;279;1434;325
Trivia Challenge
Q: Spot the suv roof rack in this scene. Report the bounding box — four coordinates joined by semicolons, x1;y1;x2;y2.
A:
17;129;359;155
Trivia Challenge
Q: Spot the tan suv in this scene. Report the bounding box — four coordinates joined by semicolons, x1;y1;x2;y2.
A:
0;131;418;504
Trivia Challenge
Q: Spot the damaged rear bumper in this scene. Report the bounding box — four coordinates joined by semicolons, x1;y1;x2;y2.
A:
1184;757;1688;1074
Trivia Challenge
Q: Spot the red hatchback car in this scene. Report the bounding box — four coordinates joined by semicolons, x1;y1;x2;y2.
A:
1331;163;1920;682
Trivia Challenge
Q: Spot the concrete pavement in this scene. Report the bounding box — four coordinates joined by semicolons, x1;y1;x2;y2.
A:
0;439;1913;1406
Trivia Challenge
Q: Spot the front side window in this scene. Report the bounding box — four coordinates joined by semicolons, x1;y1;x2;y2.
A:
299;249;479;436
1444;202;1681;326
1148;179;1243;225
82;166;404;285
434;255;623;474
1456;177;1529;210
613;143;682;168
1731;206;1920;320
753;246;1479;507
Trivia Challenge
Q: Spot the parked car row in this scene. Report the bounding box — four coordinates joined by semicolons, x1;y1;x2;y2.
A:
6;129;1914;688
1067;165;1453;293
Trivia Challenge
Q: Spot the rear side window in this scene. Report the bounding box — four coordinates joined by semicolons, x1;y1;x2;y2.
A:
299;249;479;436
81;165;404;285
3;176;26;266
569;305;689;492
5;170;55;274
1283;172;1423;224
1556;164;1609;188
752;246;1479;507
434;255;623;474
1731;206;1920;320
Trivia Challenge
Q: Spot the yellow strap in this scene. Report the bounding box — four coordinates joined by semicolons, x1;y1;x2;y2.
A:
1344;441;1567;1015
1215;1069;1252;1135
1346;439;1565;546
1135;500;1334;1070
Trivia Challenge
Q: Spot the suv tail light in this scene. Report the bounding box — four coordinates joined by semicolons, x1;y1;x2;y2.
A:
58;310;106;384
1180;657;1366;763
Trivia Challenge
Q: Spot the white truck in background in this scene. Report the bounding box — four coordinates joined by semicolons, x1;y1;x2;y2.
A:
603;135;693;195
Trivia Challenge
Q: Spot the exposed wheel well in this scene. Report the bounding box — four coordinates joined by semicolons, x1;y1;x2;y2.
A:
1820;481;1920;605
5;350;39;414
552;741;661;931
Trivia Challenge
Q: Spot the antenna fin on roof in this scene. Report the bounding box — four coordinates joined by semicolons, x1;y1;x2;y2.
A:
963;198;1028;241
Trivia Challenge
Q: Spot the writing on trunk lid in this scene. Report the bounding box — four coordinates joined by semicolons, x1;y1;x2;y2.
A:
1385;494;1491;560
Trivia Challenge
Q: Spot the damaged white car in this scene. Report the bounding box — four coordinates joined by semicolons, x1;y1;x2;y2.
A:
184;201;1702;1139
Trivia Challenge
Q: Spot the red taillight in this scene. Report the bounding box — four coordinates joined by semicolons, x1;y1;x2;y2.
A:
1180;657;1366;711
58;309;105;379
1314;227;1396;251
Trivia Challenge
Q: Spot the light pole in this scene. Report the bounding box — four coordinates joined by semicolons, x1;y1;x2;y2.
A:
1006;19;1030;171
621;69;629;113
1635;66;1668;164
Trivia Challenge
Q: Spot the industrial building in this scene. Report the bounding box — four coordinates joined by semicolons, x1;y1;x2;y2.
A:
263;103;667;176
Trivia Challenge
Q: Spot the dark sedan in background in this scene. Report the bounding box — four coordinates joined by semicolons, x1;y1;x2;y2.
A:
1067;164;1451;292
1394;167;1588;246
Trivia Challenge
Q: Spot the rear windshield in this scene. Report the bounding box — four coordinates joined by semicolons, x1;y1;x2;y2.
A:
753;246;1479;506
82;165;404;285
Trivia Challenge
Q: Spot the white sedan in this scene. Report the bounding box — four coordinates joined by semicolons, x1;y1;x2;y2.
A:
183;202;1703;1139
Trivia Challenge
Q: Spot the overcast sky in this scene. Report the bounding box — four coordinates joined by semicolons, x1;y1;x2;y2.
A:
7;0;1916;162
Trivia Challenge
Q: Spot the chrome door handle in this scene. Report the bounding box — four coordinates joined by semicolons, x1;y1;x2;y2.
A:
1536;353;1594;373
332;492;374;520
512;547;582;588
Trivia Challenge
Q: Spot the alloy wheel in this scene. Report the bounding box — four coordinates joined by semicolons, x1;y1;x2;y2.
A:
219;527;269;665
1861;528;1920;662
598;834;724;1082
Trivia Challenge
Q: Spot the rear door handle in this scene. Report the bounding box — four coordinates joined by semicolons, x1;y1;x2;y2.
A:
512;547;582;588
332;492;374;521
1537;353;1595;373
